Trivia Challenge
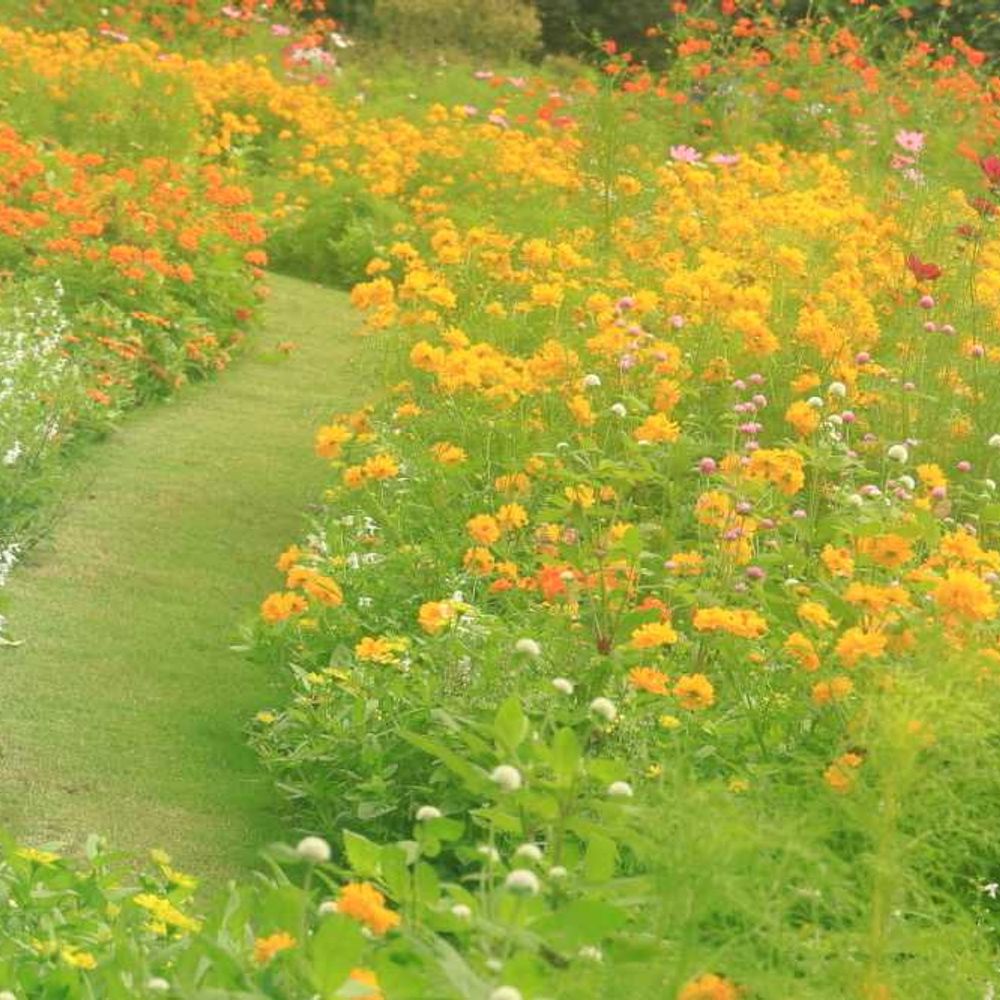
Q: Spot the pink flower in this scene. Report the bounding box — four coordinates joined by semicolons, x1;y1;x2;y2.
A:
709;153;740;166
895;129;925;154
669;144;702;164
271;23;292;36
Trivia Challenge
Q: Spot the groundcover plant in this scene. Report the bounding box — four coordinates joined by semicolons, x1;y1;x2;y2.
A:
1;1;1000;997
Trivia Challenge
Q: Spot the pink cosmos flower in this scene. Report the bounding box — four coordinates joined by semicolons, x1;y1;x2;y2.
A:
709;153;740;166
670;144;702;164
895;130;925;154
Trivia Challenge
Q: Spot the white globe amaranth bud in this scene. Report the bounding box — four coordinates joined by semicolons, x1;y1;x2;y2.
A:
608;780;634;798
0;993;17;1000
477;844;500;863
147;980;170;994
450;903;472;920
987;479;997;492
514;637;541;657
827;380;847;398
610;402;627;418
583;373;602;388
589;696;617;722
295;836;332;863
505;868;541;895
847;493;864;508
514;843;543;863
490;764;523;792
990;434;1000;449
416;805;442;822
548;865;568;879
490;988;524;1000
578;945;604;961
887;444;909;463
807;396;824;408
551;676;574;695
898;474;916;491
318;899;338;916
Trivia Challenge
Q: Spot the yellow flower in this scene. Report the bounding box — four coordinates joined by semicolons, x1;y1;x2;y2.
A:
692;607;767;639
673;673;715;710
467;514;501;545
932;568;998;623
355;636;407;665
784;400;821;436
431;441;467;465
418;600;457;635
16;847;60;866
314;423;352;459
634;412;681;444
628;666;671;695
630;622;679;649
834;627;887;668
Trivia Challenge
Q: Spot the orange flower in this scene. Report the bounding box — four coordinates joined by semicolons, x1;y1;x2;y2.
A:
260;591;308;623
253;931;296;964
628;666;671;695
337;882;401;935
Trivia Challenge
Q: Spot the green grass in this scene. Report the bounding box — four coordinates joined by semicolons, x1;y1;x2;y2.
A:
0;275;359;885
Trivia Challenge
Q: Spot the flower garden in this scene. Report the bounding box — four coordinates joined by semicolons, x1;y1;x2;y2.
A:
2;1;1000;997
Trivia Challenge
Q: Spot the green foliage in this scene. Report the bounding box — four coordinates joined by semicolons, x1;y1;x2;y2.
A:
369;0;541;61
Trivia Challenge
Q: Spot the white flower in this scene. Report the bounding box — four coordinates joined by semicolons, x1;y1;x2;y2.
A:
548;865;568;879
505;868;541;895
477;844;500;863
578;945;604;961
610;402;627;417
589;697;617;722
583;373;602;388
147;980;170;993
827;381;847;398
416;805;442;821
514;843;543;863
514;637;541;657
807;396;824;408
898;474;916;490
0;992;16;1000
318;900;338;915
608;781;634;798
295;836;332;863
847;493;864;508
490;988;524;1000
983;882;999;899
990;435;1000;449
551;677;574;695
887;444;909;463
450;903;472;919
490;765;523;792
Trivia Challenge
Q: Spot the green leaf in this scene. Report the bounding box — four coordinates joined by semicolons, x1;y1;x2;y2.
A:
531;900;627;946
584;833;617;883
343;830;381;878
400;731;492;794
551;727;582;785
414;861;440;905
494;696;528;752
311;914;365;993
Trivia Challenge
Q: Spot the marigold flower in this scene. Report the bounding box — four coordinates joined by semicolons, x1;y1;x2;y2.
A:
834;626;887;668
630;621;679;648
337;883;401;935
673;673;715;710
628;666;671;695
253;931;297;964
260;591;308;623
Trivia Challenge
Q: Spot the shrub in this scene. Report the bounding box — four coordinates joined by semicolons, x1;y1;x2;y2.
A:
370;0;541;62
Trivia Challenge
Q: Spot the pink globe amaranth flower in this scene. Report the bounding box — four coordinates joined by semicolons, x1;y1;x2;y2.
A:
895;129;925;154
923;321;937;332
271;23;292;36
918;294;935;309
698;457;717;474
745;566;766;581
971;344;986;358
931;486;948;500
957;461;972;473
669;144;702;164
855;351;871;365
841;410;856;424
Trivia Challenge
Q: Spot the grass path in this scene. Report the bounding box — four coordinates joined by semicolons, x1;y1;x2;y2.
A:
0;275;357;883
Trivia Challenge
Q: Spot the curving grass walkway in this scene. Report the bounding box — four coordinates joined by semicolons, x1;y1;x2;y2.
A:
0;275;357;883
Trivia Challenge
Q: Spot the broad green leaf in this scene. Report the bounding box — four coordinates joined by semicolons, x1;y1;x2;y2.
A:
584;833;617;883
494;696;528;752
310;914;365;993
343;830;380;878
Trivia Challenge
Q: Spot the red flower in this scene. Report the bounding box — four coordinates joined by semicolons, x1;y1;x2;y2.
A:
980;155;1000;186
906;254;942;282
